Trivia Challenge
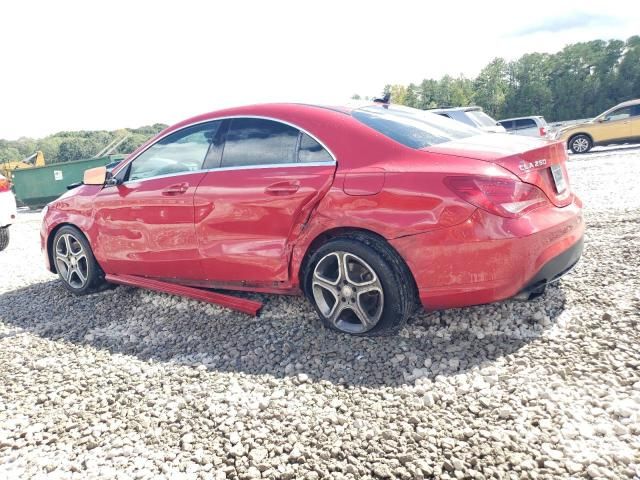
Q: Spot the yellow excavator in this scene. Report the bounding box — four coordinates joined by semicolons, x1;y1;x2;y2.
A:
0;151;45;179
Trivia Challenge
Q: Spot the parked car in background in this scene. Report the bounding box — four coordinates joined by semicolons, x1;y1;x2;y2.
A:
552;99;640;153
498;116;548;138
41;102;583;336
0;173;18;251
428;106;506;133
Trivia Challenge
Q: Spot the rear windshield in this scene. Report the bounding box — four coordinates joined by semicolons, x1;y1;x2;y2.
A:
465;110;498;127
352;105;479;149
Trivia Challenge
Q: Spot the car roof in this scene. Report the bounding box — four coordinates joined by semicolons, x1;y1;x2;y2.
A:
613;98;640;108
427;106;483;113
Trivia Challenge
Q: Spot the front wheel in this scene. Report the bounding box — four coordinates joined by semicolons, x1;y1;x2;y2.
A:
52;225;104;294
0;226;9;252
304;234;416;336
569;134;592;154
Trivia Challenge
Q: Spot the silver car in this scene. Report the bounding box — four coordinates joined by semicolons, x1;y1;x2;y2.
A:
498;116;549;138
428;107;506;133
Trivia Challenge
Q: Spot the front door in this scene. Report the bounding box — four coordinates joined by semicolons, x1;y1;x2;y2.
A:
592;106;633;143
93;121;223;280
194;118;337;284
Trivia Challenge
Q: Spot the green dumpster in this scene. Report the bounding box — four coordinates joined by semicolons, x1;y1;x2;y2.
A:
12;155;126;208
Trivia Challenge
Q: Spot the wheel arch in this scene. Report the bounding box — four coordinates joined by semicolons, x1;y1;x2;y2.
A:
297;226;418;299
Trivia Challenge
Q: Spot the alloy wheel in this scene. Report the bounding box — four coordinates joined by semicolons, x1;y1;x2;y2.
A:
572;137;590;153
311;251;384;334
55;233;89;289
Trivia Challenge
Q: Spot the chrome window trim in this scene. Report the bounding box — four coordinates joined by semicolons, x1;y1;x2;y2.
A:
121;161;337;185
113;115;338;185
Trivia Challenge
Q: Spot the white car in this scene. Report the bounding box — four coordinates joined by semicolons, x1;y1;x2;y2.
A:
497;116;549;138
428;106;507;133
0;174;17;252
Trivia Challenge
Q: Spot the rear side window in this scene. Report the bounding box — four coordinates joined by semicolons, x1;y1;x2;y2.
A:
465;110;498;127
515;119;537;129
353;105;478;149
298;133;333;163
222;118;299;167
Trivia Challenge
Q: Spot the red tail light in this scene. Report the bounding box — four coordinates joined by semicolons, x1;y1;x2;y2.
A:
444;175;550;218
0;177;11;192
539;127;547;137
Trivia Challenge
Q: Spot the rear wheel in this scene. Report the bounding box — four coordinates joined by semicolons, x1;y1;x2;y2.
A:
569;134;592;154
0;227;9;252
52;226;104;294
304;234;416;335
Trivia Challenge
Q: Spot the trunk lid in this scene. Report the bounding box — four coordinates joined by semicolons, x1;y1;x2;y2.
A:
423;134;572;207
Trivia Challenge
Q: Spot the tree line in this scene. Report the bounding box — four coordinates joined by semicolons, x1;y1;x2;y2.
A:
356;35;640;122
0;124;167;165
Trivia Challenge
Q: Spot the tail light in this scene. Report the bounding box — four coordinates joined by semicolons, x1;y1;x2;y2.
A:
0;177;11;192
539;126;547;137
444;175;550;218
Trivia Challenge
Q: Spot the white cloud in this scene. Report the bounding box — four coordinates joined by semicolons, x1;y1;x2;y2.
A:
0;0;637;139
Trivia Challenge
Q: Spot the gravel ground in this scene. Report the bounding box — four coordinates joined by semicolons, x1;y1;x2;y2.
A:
1;148;639;480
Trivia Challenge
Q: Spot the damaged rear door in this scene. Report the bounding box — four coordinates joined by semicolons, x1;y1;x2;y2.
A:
194;117;336;284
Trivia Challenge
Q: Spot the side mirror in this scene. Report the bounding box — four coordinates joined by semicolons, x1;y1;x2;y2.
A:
83;166;107;185
597;117;606;123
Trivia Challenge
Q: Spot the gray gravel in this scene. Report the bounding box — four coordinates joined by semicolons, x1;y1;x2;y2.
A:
1;148;640;479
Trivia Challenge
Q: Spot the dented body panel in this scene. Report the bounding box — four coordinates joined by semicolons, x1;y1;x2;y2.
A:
41;102;584;311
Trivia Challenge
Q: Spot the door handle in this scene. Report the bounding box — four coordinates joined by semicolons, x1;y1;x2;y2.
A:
162;182;189;195
265;181;300;195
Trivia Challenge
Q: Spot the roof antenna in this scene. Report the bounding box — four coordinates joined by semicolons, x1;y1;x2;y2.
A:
373;92;391;104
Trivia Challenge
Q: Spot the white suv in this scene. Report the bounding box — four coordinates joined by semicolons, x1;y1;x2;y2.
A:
498;116;548;138
0;174;17;252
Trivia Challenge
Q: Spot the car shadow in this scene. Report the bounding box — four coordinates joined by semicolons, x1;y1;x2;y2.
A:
0;279;567;388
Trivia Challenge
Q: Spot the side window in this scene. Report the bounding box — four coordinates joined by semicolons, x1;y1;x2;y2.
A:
221;118;298;167
630;105;640;117
127;122;221;181
499;120;513;130
605;107;631;122
514;119;536;130
298;133;333;163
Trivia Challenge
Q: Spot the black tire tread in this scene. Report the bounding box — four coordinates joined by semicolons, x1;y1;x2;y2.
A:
0;227;9;252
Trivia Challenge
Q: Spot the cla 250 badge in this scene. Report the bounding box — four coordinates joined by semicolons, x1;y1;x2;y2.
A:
519;159;547;172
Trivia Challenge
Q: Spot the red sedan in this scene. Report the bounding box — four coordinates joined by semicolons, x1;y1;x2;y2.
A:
41;103;584;335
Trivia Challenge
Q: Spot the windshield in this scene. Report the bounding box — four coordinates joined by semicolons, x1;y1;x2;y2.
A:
465;110;498;128
352;105;479;149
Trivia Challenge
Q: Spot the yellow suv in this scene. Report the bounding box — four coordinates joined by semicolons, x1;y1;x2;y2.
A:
553;99;640;154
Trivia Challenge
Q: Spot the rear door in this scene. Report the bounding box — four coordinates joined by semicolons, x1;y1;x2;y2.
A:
93;121;223;280
194;117;336;283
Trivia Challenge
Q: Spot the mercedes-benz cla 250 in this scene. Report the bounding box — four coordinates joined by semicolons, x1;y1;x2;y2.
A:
41;103;583;335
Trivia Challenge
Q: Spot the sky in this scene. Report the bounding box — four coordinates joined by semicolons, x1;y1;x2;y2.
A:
1;0;638;140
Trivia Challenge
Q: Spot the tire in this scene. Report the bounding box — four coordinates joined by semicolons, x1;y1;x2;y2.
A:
0;227;9;252
303;233;417;336
52;225;105;294
569;134;592;154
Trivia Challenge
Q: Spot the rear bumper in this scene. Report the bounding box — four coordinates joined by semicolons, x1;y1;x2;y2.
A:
390;197;584;310
514;237;583;300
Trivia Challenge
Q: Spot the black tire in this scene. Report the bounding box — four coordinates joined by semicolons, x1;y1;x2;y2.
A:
303;233;417;336
52;225;105;294
0;226;9;252
569;134;592;154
